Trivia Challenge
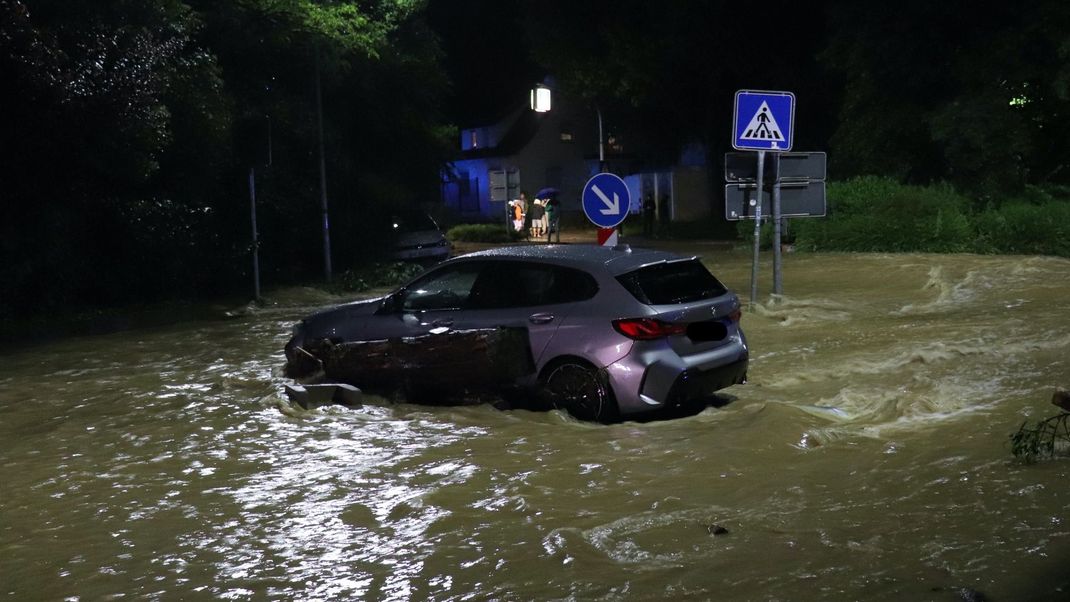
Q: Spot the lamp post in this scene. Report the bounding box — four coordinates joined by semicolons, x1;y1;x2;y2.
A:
531;84;606;173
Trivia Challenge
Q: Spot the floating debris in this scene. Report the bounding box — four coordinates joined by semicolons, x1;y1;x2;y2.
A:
1009;390;1070;464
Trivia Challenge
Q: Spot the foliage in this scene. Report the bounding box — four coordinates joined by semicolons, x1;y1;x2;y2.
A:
324;261;424;295
734;220;775;249
821;2;1070;195
791;177;974;253
1010;413;1070;464
783;177;1070;257
446;224;522;244
972;197;1070;257
0;0;447;323
657;219;736;240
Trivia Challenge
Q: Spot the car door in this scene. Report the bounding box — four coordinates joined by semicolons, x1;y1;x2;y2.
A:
461;260;598;385
334;261;483;393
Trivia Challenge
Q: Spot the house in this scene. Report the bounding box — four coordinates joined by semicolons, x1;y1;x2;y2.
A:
440;87;716;226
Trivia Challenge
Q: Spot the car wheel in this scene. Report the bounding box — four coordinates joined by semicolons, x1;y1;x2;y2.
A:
541;360;619;422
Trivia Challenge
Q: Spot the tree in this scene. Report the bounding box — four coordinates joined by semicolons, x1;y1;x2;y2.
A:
822;0;1070;196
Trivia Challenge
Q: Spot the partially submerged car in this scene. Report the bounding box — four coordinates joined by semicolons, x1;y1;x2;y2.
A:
284;244;748;421
390;213;451;264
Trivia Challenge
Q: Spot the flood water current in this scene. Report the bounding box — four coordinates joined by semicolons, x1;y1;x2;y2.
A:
2;247;1069;601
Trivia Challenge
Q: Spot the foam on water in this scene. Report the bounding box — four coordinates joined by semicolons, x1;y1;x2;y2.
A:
762;333;1070;390
751;295;852;326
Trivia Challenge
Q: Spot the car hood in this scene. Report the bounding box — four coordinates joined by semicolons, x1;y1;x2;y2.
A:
395;230;445;247
300;297;385;342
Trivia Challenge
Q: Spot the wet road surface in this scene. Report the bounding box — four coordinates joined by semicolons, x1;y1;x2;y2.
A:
2;248;1069;600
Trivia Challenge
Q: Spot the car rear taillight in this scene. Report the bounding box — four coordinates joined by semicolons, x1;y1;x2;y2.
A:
612;318;688;340
728;308;742;323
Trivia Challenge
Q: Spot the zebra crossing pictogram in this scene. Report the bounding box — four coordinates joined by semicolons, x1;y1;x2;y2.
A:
740;101;784;143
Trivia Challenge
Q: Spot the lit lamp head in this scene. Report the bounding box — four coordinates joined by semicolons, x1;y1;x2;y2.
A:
531;85;551;113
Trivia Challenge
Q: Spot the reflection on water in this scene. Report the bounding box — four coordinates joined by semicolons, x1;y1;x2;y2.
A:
2;251;1069;600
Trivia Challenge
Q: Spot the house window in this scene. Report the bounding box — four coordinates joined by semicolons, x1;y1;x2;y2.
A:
559;121;574;142
469;130;479;149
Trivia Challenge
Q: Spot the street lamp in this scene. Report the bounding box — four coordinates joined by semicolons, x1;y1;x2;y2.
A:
530;84;605;172
530;85;551;113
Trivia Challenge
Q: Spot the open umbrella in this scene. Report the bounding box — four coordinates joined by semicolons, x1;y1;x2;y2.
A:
534;187;559;199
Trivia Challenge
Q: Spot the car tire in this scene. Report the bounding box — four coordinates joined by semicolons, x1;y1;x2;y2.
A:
541;359;619;423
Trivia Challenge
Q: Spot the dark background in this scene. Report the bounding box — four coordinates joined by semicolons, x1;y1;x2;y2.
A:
3;0;1068;324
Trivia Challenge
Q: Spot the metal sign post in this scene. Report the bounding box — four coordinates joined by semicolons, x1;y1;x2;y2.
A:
773;154;783;295
750;150;765;306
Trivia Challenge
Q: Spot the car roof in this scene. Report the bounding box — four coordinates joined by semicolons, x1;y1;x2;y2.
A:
450;244;698;277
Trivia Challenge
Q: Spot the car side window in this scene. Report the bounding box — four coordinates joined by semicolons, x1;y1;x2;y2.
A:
544;265;599;304
399;264;481;311
467;262;598;309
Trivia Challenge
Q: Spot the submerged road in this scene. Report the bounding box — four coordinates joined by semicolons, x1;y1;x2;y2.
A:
2;246;1069;600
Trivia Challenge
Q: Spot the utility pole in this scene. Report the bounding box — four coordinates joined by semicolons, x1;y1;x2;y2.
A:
596;105;606;174
315;45;333;283
249;167;261;303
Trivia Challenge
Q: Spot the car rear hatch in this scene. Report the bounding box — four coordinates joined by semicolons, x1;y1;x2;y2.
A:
614;258;742;357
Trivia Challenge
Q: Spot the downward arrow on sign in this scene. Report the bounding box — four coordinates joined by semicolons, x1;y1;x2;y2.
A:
593;185;620;215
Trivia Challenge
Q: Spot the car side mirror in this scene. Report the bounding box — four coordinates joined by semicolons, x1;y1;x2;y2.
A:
379;290;405;314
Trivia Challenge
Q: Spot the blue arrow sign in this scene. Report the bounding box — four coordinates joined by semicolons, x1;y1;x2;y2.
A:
581;173;630;229
733;90;795;151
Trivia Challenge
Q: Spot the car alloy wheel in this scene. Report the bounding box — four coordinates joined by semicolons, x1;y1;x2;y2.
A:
542;361;618;422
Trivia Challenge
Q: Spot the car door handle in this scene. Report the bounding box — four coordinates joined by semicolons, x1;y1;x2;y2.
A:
431;318;454;328
528;312;555;324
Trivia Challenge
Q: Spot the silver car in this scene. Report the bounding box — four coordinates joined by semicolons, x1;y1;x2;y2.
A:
390;213;451;264
284;244;748;421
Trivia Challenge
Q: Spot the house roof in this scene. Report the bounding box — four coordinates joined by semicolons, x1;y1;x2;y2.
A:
460;104;541;159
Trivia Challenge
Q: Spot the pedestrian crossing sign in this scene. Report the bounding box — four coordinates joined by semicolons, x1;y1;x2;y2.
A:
733;90;795;151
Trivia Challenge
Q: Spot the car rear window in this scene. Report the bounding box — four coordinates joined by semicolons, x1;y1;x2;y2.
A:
616;260;727;305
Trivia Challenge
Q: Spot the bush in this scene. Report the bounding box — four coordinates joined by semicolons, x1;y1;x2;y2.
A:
735;219;776;248
659;218;738;240
972;200;1070;257
325;262;425;294
446;223;523;243
792;176;973;252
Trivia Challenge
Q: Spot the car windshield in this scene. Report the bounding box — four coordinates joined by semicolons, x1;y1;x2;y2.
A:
616;259;727;305
392;213;439;233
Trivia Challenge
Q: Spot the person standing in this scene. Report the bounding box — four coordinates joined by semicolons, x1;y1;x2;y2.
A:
642;193;655;236
529;199;546;238
511;200;524;232
545;196;559;243
511;192;528;234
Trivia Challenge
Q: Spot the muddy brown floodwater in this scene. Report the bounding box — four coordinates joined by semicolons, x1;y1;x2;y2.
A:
2;247;1069;601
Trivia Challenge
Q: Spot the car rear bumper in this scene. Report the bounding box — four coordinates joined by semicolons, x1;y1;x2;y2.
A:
605;338;748;415
661;357;748;407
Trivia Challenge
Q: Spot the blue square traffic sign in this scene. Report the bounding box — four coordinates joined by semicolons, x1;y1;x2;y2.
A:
733;90;795;151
